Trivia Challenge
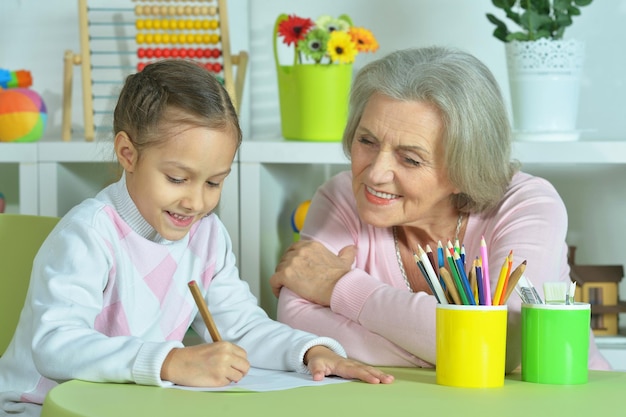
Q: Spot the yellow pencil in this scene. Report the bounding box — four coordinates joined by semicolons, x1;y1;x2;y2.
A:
492;251;512;306
469;258;478;304
188;280;222;342
497;252;514;305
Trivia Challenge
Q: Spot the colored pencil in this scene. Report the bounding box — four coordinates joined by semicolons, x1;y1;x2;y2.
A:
439;266;462;305
188;280;222;342
454;238;461;256
497;252;514;305
492;251;512;306
445;246;470;305
480;236;492;305
425;244;439;280
437;241;445;269
453;249;476;305
460;244;466;266
475;257;485;305
469;258;478;304
502;260;527;304
437;241;446;290
417;246;448;305
414;253;439;302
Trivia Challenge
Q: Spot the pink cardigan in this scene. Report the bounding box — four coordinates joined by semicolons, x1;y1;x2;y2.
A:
276;171;611;372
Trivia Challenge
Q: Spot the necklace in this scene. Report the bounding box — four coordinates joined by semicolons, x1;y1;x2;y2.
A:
393;213;463;293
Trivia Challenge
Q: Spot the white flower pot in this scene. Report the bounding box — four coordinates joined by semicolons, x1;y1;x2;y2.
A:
505;39;584;141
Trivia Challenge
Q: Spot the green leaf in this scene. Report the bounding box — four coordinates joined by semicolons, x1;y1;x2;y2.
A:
492;0;517;10
486;0;592;42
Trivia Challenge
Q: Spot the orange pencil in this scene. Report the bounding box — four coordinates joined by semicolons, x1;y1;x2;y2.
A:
502;260;527;304
188;280;222;342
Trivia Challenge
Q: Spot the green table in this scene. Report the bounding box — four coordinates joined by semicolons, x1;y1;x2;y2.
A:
42;368;624;417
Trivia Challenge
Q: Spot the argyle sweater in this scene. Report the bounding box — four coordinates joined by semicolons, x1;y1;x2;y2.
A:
0;175;344;417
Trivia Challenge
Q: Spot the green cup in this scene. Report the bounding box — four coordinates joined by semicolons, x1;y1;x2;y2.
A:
521;302;590;385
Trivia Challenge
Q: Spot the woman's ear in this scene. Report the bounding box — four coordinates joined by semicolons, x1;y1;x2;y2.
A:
114;131;137;173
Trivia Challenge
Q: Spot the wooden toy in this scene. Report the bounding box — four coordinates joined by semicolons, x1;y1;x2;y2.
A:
61;0;248;142
569;246;626;336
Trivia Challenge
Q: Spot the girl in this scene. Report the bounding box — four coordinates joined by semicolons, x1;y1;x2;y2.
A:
0;59;392;417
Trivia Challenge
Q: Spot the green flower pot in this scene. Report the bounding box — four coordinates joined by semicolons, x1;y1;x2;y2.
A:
276;63;352;141
273;13;353;142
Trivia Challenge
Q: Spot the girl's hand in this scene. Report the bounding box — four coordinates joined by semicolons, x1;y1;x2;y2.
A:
161;341;249;387
304;346;394;384
270;241;356;306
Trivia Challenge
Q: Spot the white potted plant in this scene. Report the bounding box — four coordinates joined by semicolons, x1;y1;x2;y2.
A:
486;0;593;141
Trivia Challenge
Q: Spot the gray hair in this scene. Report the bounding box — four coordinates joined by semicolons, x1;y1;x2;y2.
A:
343;46;519;213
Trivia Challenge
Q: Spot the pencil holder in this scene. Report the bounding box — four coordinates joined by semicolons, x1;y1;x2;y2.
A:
436;304;508;388
521;302;590;385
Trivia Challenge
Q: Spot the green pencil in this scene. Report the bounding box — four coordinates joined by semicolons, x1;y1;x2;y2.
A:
445;246;469;305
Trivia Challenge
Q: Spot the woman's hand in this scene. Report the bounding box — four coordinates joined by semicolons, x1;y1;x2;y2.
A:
304;346;394;384
269;240;356;306
161;341;249;387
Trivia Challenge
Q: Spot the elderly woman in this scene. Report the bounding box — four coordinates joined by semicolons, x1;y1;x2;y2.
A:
269;46;610;372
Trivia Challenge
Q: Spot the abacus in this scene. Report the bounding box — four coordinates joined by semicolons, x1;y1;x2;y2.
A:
62;0;248;141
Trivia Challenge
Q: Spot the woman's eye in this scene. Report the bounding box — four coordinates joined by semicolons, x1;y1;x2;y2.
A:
357;136;375;146
207;181;220;188
404;157;421;167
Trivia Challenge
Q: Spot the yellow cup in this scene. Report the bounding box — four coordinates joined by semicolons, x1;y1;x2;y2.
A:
436;304;508;388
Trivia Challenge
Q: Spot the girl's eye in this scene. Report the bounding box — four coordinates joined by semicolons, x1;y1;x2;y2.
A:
167;176;184;184
207;181;220;188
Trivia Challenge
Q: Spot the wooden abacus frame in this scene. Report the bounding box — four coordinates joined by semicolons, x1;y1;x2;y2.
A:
61;0;248;141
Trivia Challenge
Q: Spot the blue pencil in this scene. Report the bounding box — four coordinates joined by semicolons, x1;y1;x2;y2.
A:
476;258;485;305
437;241;446;290
453;250;475;305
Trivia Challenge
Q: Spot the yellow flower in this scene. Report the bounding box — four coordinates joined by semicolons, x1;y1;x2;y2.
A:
327;30;357;64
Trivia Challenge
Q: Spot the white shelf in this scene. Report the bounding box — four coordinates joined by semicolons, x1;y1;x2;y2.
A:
239;138;626;165
3;139;626;166
37;141;115;163
512;140;626;164
0;143;38;162
240;138;348;164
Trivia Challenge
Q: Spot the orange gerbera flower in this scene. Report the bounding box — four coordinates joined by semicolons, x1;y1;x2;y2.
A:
349;27;379;53
278;15;315;46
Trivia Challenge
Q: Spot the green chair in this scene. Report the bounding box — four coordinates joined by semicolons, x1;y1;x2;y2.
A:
0;214;60;356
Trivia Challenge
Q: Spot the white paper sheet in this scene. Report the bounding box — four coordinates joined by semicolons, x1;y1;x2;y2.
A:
168;367;352;392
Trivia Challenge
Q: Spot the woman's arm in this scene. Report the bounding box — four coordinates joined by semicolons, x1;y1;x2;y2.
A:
273;172;438;366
